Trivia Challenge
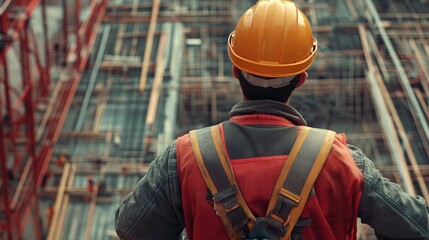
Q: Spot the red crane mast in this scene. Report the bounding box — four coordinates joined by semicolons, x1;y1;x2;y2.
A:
0;0;107;239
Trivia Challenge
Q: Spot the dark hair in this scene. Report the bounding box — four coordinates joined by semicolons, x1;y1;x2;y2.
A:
237;70;301;103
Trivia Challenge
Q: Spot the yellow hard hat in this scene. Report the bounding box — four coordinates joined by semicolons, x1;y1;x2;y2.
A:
227;0;317;78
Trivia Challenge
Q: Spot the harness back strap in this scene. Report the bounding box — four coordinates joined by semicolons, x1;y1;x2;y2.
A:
265;126;336;239
190;124;336;239
190;125;256;240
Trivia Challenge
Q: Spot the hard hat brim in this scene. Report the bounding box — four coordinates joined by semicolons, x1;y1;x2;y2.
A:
227;32;318;78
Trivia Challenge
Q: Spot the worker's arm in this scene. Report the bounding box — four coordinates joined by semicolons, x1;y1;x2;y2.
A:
115;141;184;240
349;145;429;239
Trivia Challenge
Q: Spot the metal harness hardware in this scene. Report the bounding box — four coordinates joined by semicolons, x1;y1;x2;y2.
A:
190;124;336;240
213;185;240;212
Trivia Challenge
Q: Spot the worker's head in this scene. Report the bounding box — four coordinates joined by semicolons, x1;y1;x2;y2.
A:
227;0;317;102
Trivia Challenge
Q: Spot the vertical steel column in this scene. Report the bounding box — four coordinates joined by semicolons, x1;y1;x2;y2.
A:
0;6;15;238
75;0;81;66
40;0;50;98
0;9;16;172
1;53;12;124
62;0;68;65
0;98;13;240
18;20;42;240
19;22;36;163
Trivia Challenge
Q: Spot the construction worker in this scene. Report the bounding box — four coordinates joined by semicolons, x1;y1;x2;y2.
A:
115;1;429;239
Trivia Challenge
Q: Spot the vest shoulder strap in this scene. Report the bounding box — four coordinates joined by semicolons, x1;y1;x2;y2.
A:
190;125;255;240
265;126;336;239
189;124;336;240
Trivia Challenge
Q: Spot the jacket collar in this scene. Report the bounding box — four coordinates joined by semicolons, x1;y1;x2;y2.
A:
228;100;307;126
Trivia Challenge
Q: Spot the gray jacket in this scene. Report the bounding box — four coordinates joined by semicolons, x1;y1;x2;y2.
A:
115;100;429;239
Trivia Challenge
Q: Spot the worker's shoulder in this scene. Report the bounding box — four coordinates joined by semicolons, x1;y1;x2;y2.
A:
177;124;220;140
304;126;348;145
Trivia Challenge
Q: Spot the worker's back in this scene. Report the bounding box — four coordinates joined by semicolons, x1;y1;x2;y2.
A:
177;118;362;240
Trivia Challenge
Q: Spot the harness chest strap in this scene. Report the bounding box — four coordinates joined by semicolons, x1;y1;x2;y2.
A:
189;124;336;239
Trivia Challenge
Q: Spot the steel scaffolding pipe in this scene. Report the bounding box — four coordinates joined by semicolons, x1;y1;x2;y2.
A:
365;0;429;144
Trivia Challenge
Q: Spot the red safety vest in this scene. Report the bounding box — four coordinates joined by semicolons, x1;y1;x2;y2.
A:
177;114;363;240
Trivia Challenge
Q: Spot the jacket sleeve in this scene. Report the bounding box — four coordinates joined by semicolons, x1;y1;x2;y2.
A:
115;141;184;240
349;145;429;239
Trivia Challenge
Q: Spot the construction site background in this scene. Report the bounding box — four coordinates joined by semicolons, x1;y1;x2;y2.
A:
0;0;428;239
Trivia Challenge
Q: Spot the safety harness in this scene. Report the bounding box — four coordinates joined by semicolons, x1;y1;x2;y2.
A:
189;124;336;240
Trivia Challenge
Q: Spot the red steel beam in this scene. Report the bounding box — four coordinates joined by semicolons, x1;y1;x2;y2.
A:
0;91;14;240
36;0;108;185
34;0;108;237
18;23;43;239
61;0;68;65
0;0;48;172
0;2;40;238
19;22;36;162
40;0;50;98
0;0;41;40
0;0;106;239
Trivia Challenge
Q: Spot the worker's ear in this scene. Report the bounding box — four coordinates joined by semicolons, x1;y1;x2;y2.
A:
295;72;308;88
232;65;241;79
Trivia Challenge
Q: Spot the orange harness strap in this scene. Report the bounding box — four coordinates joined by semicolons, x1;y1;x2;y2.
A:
265;126;336;239
190;124;336;239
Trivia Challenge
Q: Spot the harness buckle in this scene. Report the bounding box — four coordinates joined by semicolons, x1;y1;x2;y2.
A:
213;185;240;212
270;188;300;221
